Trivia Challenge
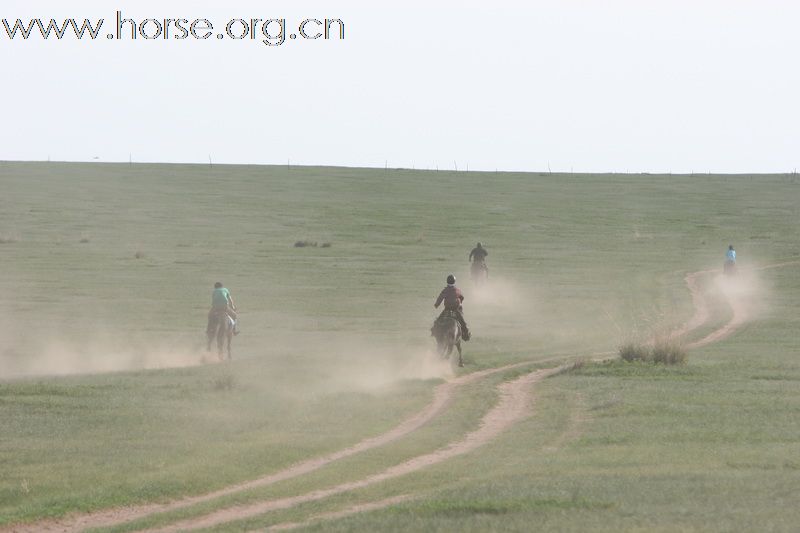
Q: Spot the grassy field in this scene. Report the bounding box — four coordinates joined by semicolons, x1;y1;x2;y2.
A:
1;162;799;531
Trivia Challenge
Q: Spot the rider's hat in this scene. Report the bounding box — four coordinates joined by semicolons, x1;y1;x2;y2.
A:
446;274;456;285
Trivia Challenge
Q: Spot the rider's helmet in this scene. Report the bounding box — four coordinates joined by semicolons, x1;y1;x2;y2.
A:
477;242;482;248
214;281;223;288
446;274;456;285
729;244;734;250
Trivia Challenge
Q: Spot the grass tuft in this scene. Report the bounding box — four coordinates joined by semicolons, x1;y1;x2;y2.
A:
651;340;687;365
619;342;648;362
618;340;687;365
549;358;588;377
294;240;332;248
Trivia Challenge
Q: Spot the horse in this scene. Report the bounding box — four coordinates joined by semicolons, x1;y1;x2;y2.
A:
432;311;463;367
470;260;488;286
206;309;234;361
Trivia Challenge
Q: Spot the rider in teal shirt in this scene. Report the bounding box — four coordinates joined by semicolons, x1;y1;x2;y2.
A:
212;286;232;309
207;282;239;336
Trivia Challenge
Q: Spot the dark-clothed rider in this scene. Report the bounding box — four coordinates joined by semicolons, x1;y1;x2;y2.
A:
469;242;488;265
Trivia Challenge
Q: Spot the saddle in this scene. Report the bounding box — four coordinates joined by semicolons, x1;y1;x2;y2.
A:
431;309;459;336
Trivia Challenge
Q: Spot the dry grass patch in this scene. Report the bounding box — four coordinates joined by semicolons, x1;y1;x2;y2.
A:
619;339;687;365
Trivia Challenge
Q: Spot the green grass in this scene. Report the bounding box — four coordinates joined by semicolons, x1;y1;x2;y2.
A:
2;162;800;531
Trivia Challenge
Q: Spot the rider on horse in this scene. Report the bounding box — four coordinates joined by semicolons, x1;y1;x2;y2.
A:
726;245;736;264
724;245;737;275
433;274;471;341
206;282;239;338
469;242;488;278
469;242;488;264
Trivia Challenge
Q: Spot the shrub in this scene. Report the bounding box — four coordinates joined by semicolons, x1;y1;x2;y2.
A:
619;342;649;362
651;340;687;365
294;240;331;248
618;340;687;365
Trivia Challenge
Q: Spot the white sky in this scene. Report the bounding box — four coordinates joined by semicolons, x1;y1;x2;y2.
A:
2;1;798;173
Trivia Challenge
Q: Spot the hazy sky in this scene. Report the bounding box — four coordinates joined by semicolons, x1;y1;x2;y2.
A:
2;1;798;173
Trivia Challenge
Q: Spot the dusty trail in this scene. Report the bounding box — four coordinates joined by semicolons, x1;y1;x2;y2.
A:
682;261;798;349
264;495;413;531
4;362;537;533
147;367;560;532
670;269;716;342
8;262;796;532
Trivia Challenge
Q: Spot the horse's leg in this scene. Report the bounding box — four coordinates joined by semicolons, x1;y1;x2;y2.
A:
217;326;224;361
457;341;463;367
226;329;232;360
446;326;456;358
206;312;215;351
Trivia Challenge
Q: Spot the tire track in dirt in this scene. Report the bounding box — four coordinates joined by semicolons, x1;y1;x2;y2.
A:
3;361;540;533
670;269;716;342
681;261;799;349
264;388;587;533
543;392;588;453
146;367;561;532
263;494;413;532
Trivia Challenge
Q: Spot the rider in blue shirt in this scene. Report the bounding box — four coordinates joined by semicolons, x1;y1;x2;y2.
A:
726;245;736;263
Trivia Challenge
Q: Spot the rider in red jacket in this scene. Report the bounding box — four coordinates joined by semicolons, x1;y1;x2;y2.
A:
434;274;471;340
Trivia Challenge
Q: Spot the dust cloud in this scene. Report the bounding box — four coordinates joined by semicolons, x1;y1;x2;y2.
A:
0;328;207;379
4;269;742;384
0;307;457;388
469;277;530;311
660;260;772;348
465;276;540;333
464;274;620;352
277;338;456;394
713;265;770;325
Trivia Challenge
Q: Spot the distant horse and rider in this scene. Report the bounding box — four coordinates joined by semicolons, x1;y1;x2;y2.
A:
724;245;737;276
469;242;489;285
206;282;239;361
